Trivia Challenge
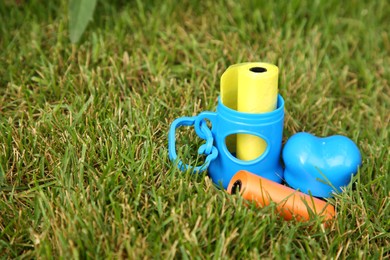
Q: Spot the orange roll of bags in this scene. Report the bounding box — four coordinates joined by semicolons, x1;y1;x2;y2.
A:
227;170;335;222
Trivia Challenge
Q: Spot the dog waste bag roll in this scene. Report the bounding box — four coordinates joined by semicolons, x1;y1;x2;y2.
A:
221;62;279;161
227;170;335;222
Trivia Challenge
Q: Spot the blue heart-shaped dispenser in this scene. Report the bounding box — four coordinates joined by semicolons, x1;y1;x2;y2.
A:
283;132;362;198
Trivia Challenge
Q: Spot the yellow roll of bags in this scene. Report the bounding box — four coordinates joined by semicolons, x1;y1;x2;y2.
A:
221;62;279;161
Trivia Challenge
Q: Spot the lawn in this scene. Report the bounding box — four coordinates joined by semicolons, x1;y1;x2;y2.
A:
0;0;389;258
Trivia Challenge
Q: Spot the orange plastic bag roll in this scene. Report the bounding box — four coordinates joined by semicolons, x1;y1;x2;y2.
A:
227;170;335;222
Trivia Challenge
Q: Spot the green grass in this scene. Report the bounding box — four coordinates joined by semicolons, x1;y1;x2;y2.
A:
0;0;389;258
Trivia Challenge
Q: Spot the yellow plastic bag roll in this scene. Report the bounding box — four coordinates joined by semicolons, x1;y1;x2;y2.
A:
221;62;279;161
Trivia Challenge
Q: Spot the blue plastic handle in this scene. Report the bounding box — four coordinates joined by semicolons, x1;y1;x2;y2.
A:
168;115;218;173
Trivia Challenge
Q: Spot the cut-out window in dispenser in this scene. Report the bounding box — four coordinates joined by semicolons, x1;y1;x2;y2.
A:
225;133;268;161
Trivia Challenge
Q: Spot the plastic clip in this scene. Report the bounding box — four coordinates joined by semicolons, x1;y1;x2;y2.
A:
168;115;218;173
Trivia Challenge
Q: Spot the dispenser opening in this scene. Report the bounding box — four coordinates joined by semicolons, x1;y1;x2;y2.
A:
249;67;267;73
225;134;268;161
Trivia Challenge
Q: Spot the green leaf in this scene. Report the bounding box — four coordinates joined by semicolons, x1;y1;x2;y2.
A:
68;0;97;44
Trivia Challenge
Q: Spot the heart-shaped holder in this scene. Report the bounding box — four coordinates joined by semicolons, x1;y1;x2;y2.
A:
283;132;362;198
